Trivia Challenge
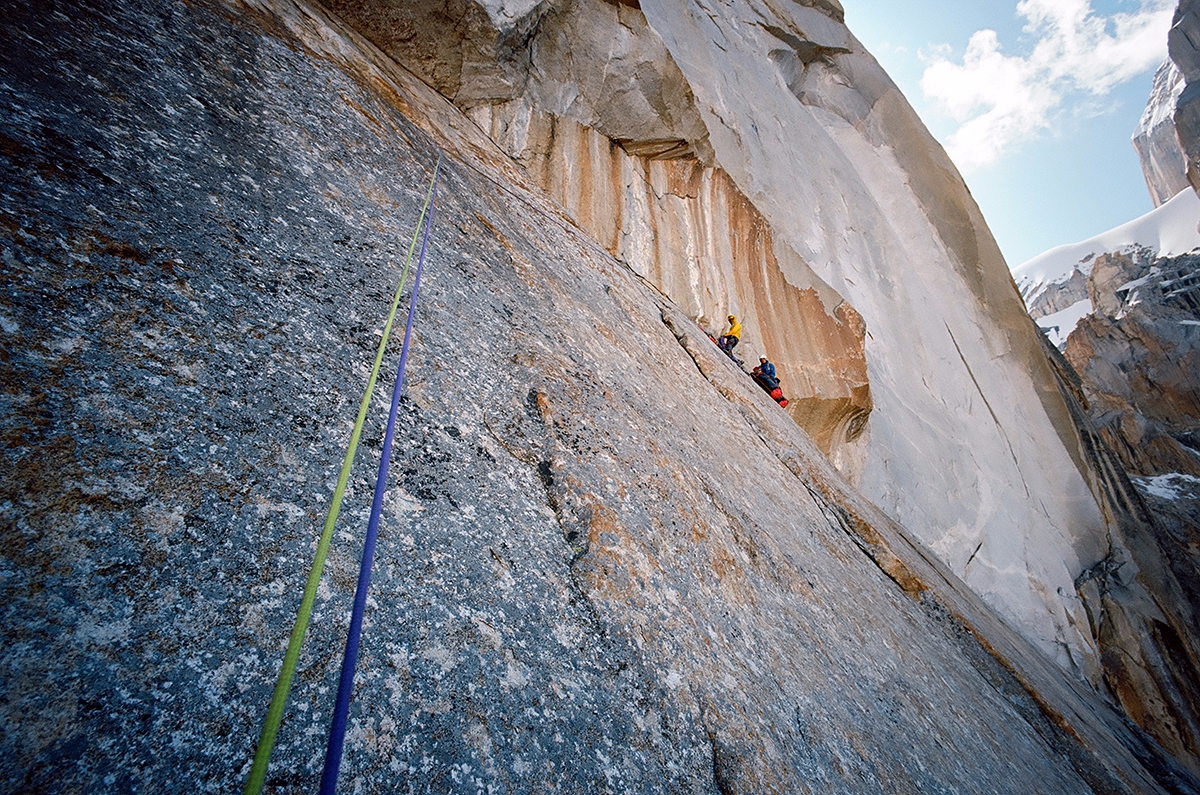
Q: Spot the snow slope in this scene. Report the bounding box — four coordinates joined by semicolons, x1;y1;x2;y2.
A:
1013;187;1200;307
1036;298;1095;349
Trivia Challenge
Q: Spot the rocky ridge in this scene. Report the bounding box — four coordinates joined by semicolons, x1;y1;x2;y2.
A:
1064;249;1200;479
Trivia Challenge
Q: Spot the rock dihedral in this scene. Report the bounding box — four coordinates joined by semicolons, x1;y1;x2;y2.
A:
328;0;1200;781
335;0;1111;682
329;0;1200;758
3;0;1200;794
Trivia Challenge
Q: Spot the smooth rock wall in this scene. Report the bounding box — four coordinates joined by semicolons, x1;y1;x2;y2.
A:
637;0;1111;677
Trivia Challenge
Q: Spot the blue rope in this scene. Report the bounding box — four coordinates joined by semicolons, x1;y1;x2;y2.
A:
243;159;441;795
318;153;442;794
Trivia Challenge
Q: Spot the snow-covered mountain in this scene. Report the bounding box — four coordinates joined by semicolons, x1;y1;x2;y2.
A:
1013;187;1200;346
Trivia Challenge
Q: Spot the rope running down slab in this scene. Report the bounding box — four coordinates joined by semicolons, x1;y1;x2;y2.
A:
243;154;442;795
319;154;443;794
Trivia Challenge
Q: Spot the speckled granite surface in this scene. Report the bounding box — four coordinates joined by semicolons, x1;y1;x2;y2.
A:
0;1;1195;793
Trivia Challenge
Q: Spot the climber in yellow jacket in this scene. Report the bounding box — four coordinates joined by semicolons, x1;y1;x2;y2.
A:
719;314;741;355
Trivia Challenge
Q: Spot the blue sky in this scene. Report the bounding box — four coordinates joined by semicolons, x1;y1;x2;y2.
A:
842;0;1176;267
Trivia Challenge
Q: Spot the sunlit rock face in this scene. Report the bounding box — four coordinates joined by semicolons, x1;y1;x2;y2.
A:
1171;0;1200;194
1135;60;1190;208
334;0;1118;688
343;0;1200;774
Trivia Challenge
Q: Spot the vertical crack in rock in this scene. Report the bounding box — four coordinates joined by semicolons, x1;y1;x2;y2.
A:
657;305;743;407
945;323;1029;498
964;541;985;572
533;456;591;562
488;387;592;561
659;308;713;380
704;726;735;795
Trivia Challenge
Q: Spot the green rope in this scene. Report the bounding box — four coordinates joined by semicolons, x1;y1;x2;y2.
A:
244;156;443;795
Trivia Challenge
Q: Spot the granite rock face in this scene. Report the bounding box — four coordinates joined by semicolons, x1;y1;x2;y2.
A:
333;1;1200;762
1171;0;1200;195
1134;475;1200;646
467;112;875;466
1134;60;1190;209
3;0;1200;793
333;0;1120;691
627;4;1113;677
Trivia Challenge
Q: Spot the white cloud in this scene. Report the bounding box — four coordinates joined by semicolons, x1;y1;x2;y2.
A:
919;0;1175;171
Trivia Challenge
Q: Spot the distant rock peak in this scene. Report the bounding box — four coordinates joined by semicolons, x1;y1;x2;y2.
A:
1134;59;1189;207
1170;0;1200;193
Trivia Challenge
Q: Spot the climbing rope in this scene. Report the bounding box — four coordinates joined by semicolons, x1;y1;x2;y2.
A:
243;153;443;795
319;156;442;794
